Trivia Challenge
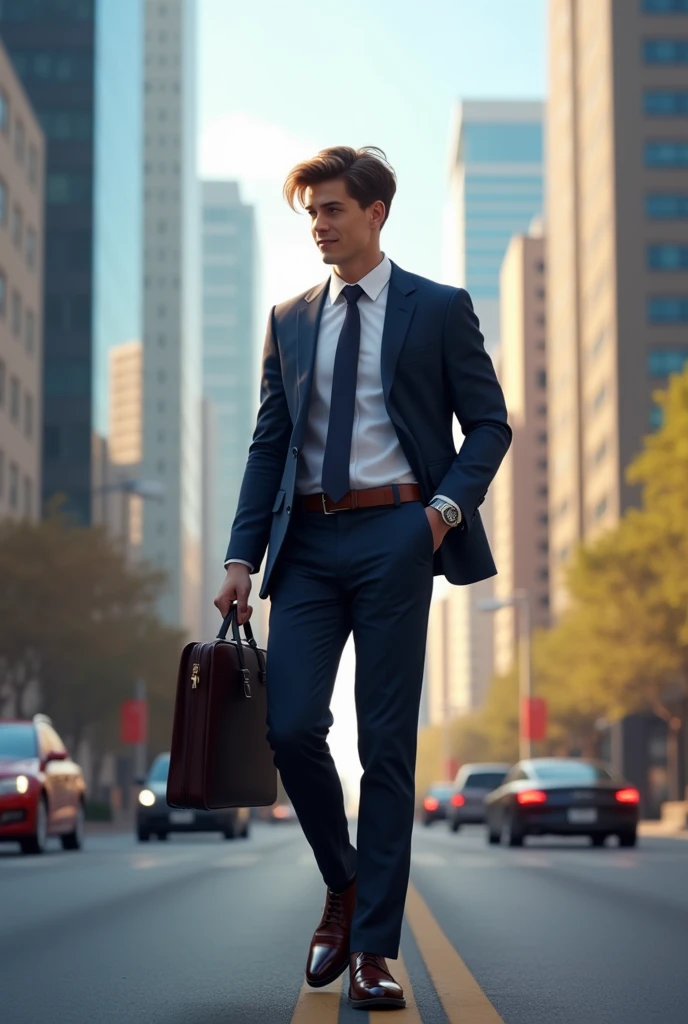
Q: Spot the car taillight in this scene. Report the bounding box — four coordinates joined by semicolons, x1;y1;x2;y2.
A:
423;796;439;812
450;793;465;807
517;789;547;806
615;787;640;804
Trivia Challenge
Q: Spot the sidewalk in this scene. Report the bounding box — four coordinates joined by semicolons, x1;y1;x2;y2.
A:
638;821;688;840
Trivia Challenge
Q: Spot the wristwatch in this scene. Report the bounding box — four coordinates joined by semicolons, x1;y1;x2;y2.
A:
429;497;462;527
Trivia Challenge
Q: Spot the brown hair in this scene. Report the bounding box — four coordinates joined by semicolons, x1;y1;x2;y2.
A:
283;146;397;227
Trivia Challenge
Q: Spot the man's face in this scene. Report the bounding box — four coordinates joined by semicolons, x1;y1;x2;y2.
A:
305;179;382;266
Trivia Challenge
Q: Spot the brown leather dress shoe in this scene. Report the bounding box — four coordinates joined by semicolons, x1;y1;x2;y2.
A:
348;952;406;1010
305;879;356;988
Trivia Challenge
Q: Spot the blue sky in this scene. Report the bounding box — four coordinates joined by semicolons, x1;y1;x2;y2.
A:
199;0;547;318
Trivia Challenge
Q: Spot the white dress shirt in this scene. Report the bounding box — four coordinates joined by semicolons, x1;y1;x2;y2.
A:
226;254;459;571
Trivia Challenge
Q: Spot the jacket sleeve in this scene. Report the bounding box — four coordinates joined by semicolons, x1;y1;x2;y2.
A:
224;307;292;569
435;288;512;529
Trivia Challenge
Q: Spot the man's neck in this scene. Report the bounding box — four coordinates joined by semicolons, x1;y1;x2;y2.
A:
333;250;385;285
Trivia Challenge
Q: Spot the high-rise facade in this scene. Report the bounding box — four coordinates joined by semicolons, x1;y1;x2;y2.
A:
492;225;550;676
547;0;688;617
201;180;256;614
140;0;201;633
0;38;45;522
0;0;143;524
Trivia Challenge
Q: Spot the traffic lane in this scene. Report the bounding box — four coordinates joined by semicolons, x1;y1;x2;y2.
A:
1;823;324;1024
412;824;688;1024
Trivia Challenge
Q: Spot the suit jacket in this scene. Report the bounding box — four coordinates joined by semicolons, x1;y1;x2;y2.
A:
226;261;512;600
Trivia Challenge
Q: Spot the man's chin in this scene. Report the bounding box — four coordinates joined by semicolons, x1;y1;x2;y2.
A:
320;251;337;265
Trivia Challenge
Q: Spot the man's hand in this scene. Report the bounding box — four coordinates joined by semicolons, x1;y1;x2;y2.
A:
425;506;451;553
214;564;253;625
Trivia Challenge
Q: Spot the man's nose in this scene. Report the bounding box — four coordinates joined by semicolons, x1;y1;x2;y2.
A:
313;214;330;234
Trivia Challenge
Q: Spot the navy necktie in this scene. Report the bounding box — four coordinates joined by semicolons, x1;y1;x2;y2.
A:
321;284;364;502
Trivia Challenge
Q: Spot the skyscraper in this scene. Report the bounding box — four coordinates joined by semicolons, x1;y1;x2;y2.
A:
140;0;201;633
0;0;143;524
547;0;688;617
201;180;256;618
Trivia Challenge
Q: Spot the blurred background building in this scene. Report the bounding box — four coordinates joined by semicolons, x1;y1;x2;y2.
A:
0;38;44;523
547;0;688;617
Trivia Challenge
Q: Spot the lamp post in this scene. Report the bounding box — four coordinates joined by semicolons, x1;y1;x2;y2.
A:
476;589;533;760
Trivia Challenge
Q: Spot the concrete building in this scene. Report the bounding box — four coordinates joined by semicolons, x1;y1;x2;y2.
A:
547;0;688;618
0;0;144;524
492;224;550;676
201;180;256;624
444;99;544;352
0;40;44;521
140;0;201;634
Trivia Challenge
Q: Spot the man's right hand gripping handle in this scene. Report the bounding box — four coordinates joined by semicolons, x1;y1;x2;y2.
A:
214;564;253;626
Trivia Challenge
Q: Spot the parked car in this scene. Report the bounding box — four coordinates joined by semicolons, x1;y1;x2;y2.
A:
0;715;86;855
136;753;250;841
447;763;510;832
484;757;640;848
421;782;454;826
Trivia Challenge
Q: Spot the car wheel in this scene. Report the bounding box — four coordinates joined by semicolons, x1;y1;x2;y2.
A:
137;828;150;842
61;801;85;851
450;818;461;834
618;829;637;848
223;822;236;840
486;818;500;845
423;817;432;827
21;795;49;855
240;822;250;839
501;809;524;848
157;832;169;841
591;833;608;848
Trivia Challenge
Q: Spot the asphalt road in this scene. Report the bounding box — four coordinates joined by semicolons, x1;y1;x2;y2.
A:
1;821;687;1023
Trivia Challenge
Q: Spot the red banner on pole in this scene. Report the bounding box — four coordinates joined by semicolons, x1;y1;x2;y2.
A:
120;699;148;745
521;697;547;742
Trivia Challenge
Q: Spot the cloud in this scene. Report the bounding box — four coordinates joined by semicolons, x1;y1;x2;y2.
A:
199;111;317;187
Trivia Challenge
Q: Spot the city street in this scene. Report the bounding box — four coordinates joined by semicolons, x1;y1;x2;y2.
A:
1;823;687;1023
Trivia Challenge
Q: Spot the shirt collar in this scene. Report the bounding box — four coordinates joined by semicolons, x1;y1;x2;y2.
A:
329;253;392;305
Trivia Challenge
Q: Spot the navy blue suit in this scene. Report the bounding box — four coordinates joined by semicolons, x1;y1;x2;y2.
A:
226;262;511;956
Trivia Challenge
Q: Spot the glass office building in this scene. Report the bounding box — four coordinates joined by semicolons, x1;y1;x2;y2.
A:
0;0;143;522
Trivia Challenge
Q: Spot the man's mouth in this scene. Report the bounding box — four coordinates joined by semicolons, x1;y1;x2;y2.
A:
318;240;337;248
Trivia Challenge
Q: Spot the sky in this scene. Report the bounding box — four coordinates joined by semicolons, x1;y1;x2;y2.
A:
198;0;547;801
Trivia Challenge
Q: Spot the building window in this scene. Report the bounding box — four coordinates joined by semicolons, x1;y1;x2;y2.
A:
538;567;550;581
9;377;20;422
644;39;688;63
648;348;688;375
538;431;548;444
535;259;545;273
594;440;608;464
648;243;688;268
11;291;21;338
644;90;688;115
595;497;608;520
645;140;688;165
24;393;33;439
593;384;608;411
536;368;547;389
28;145;38;188
14;119;25;164
648;296;688;321
0;91;8;133
649;404;665;430
11;205;23;248
46;172;91;205
26;228;36;269
646;193;688;218
539;512;549;525
642;0;688;10
25;310;35;354
537;457;548;471
23;476;32;518
9;463;18;510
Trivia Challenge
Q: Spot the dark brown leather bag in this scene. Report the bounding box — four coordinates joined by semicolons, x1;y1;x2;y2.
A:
167;607;277;809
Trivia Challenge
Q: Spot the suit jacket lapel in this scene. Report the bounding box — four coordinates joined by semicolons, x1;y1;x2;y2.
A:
294;279;329;438
381;263;417;404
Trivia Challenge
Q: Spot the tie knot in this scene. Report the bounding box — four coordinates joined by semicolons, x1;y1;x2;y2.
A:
342;284;364;305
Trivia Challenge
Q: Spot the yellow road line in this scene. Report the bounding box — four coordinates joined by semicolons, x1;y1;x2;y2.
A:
405;882;506;1023
289;972;343;1023
370;951;422;1023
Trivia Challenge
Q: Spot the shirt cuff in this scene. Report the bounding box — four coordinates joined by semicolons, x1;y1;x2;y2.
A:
224;558;255;572
430;494;463;524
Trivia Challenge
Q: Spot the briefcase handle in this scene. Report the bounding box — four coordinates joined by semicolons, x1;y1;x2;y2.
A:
216;603;266;696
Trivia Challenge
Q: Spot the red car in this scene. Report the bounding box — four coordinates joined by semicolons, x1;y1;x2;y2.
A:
0;715;86;855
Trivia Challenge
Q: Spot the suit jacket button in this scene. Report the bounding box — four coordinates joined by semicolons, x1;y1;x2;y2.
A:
292;447;298;457
286;505;291;514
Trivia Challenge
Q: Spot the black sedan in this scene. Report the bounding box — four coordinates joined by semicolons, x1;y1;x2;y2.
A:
484;758;639;848
421;782;454;826
447;763;510;832
136;753;250;841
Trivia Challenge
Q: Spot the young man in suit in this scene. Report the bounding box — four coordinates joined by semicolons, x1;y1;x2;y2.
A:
215;146;511;1010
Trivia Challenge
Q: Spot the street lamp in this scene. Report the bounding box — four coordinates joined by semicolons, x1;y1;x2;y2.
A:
476;589;533;760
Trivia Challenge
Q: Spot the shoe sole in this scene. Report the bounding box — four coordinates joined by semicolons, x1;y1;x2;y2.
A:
348;996;407;1011
305;958;349;989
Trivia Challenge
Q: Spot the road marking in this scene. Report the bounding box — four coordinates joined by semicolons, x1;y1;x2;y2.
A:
369;951;421;1023
405;882;506;1023
289;973;343;1023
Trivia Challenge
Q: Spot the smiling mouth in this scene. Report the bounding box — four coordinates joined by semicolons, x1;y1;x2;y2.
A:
318;240;337;247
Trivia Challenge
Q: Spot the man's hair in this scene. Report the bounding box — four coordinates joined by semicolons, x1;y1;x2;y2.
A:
283;146;397;227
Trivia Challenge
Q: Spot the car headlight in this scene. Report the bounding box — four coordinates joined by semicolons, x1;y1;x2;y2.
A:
0;775;30;795
138;789;156;807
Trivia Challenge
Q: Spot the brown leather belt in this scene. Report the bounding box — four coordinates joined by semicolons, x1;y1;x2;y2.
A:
298;484;422;514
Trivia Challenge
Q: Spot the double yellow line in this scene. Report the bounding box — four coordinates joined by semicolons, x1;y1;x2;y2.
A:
290;882;505;1022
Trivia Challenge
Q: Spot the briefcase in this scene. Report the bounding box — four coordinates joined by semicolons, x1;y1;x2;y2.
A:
167;606;277;810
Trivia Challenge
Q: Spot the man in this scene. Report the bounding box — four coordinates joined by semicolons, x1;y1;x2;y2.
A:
215;146;511;1011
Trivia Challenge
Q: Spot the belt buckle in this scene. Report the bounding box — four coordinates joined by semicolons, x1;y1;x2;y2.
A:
322;493;349;515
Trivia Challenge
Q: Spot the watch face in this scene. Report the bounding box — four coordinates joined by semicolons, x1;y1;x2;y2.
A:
443;506;459;525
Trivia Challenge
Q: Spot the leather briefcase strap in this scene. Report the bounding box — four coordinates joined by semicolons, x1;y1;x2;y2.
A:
298;483;422;514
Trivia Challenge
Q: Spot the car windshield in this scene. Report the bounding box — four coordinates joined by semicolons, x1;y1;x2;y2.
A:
532;761;613;782
464;772;506;790
0;724;38;760
429;784;452;798
148;754;170;783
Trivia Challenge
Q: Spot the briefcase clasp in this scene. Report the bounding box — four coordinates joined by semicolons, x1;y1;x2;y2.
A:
242;668;252;698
